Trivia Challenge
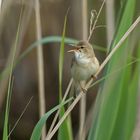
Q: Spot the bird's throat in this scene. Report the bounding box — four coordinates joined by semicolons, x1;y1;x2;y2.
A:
75;56;91;65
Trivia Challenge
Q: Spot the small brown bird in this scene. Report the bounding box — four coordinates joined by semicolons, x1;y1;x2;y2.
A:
68;40;99;94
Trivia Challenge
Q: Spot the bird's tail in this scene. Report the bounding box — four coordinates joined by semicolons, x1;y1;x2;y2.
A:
70;81;86;98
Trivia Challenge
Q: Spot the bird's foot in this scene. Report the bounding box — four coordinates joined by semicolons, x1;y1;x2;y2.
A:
73;88;87;99
91;75;97;80
81;87;87;94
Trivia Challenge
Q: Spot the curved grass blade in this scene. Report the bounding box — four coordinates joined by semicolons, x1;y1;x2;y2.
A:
18;36;78;63
2;5;23;140
0;36;77;84
18;36;105;64
30;97;73;140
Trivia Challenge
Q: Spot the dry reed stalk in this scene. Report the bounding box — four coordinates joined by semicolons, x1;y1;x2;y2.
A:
79;0;88;140
0;0;2;11
88;0;106;41
47;79;73;136
35;0;46;139
8;97;33;137
105;0;115;51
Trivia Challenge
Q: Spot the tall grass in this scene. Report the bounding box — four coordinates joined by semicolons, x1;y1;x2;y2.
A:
57;9;73;140
2;4;23;140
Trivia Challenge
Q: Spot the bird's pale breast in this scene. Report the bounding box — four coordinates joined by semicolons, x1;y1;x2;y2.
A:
71;57;99;81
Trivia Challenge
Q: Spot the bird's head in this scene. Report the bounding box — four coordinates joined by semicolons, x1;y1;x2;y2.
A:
68;40;95;59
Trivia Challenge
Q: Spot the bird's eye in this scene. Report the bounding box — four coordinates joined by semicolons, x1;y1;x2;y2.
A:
81;46;84;49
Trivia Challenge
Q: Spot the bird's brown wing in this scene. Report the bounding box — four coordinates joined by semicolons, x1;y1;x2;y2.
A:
71;56;75;67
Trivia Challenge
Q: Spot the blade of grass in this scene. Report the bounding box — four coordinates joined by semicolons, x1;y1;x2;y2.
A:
30;97;73;140
2;3;23;139
132;44;140;140
18;36;78;63
58;9;73;140
122;61;139;140
109;59;132;140
2;77;14;140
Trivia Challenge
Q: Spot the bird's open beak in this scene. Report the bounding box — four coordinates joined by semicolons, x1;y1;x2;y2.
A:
67;43;77;53
67;49;77;53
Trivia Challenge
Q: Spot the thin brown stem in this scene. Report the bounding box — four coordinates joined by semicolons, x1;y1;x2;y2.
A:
8;97;33;137
105;0;115;52
35;0;46;139
47;79;73;136
0;0;2;11
88;0;106;42
79;0;88;140
94;25;106;30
